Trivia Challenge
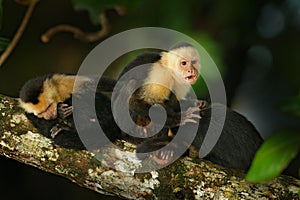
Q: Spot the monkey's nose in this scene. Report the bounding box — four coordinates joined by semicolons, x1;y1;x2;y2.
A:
187;67;194;74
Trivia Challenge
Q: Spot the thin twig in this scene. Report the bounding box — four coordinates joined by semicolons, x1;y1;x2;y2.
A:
114;6;127;16
0;0;39;67
41;12;110;43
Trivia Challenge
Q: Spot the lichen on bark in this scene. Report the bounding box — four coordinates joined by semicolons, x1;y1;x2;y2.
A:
0;94;299;199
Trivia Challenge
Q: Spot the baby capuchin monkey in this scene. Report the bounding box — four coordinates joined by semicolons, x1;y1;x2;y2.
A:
115;42;263;170
113;42;204;143
113;42;206;154
19;73;120;150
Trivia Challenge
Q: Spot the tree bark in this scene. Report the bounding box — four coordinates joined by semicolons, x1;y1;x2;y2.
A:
0;94;299;199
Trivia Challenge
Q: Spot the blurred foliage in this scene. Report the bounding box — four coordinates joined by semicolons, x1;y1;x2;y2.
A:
246;131;300;182
189;32;224;98
71;0;139;25
247;93;300;196
281;93;300;119
0;36;8;52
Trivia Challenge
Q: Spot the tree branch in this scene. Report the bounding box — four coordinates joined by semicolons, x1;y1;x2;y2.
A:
41;12;110;43
0;94;299;199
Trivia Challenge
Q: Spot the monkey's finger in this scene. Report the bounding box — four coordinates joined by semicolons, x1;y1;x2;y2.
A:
58;103;69;108
58;105;73;119
188;106;201;112
181;118;197;125
50;126;62;138
188;113;202;119
195;100;208;108
183;113;202;123
152;150;174;165
184;107;201;115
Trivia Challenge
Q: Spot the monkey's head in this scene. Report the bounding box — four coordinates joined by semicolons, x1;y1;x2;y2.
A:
161;42;201;85
19;75;59;120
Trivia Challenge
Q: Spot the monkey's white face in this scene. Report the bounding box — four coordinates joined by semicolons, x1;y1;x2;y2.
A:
178;57;199;84
164;46;201;85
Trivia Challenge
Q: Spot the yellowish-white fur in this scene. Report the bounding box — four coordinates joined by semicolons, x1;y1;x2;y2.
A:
19;74;92;116
140;46;199;105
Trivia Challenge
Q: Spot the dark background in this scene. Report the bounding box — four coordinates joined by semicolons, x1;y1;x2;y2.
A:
0;0;299;199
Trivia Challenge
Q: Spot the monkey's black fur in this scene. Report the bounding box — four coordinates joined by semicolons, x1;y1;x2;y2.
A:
113;52;198;144
136;103;264;170
26;93;120;150
119;53;161;78
20;75;120;150
116;50;263;170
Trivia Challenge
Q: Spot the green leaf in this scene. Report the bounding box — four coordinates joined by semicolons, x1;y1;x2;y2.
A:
0;37;9;52
246;131;300;182
71;0;139;25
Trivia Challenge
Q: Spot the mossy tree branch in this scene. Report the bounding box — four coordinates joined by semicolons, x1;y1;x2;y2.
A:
0;94;299;199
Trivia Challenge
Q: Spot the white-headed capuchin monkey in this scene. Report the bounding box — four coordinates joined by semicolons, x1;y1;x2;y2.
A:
19;74;120;150
114;42;263;170
113;42;204;140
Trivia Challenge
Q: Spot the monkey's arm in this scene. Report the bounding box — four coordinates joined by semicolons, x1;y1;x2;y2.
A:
129;98;202;130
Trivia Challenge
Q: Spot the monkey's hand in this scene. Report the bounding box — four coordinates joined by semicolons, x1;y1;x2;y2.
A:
164;105;201;128
57;103;73;119
178;99;208;125
194;99;208;111
50;123;71;138
165;99;208;127
180;106;201;125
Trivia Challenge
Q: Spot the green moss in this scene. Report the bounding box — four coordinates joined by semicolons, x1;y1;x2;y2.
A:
151;159;197;199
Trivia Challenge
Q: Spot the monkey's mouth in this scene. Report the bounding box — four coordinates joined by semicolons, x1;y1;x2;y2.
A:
184;74;198;84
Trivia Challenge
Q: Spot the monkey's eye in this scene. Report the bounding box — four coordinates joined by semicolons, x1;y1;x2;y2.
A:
191;60;197;65
181;61;187;66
